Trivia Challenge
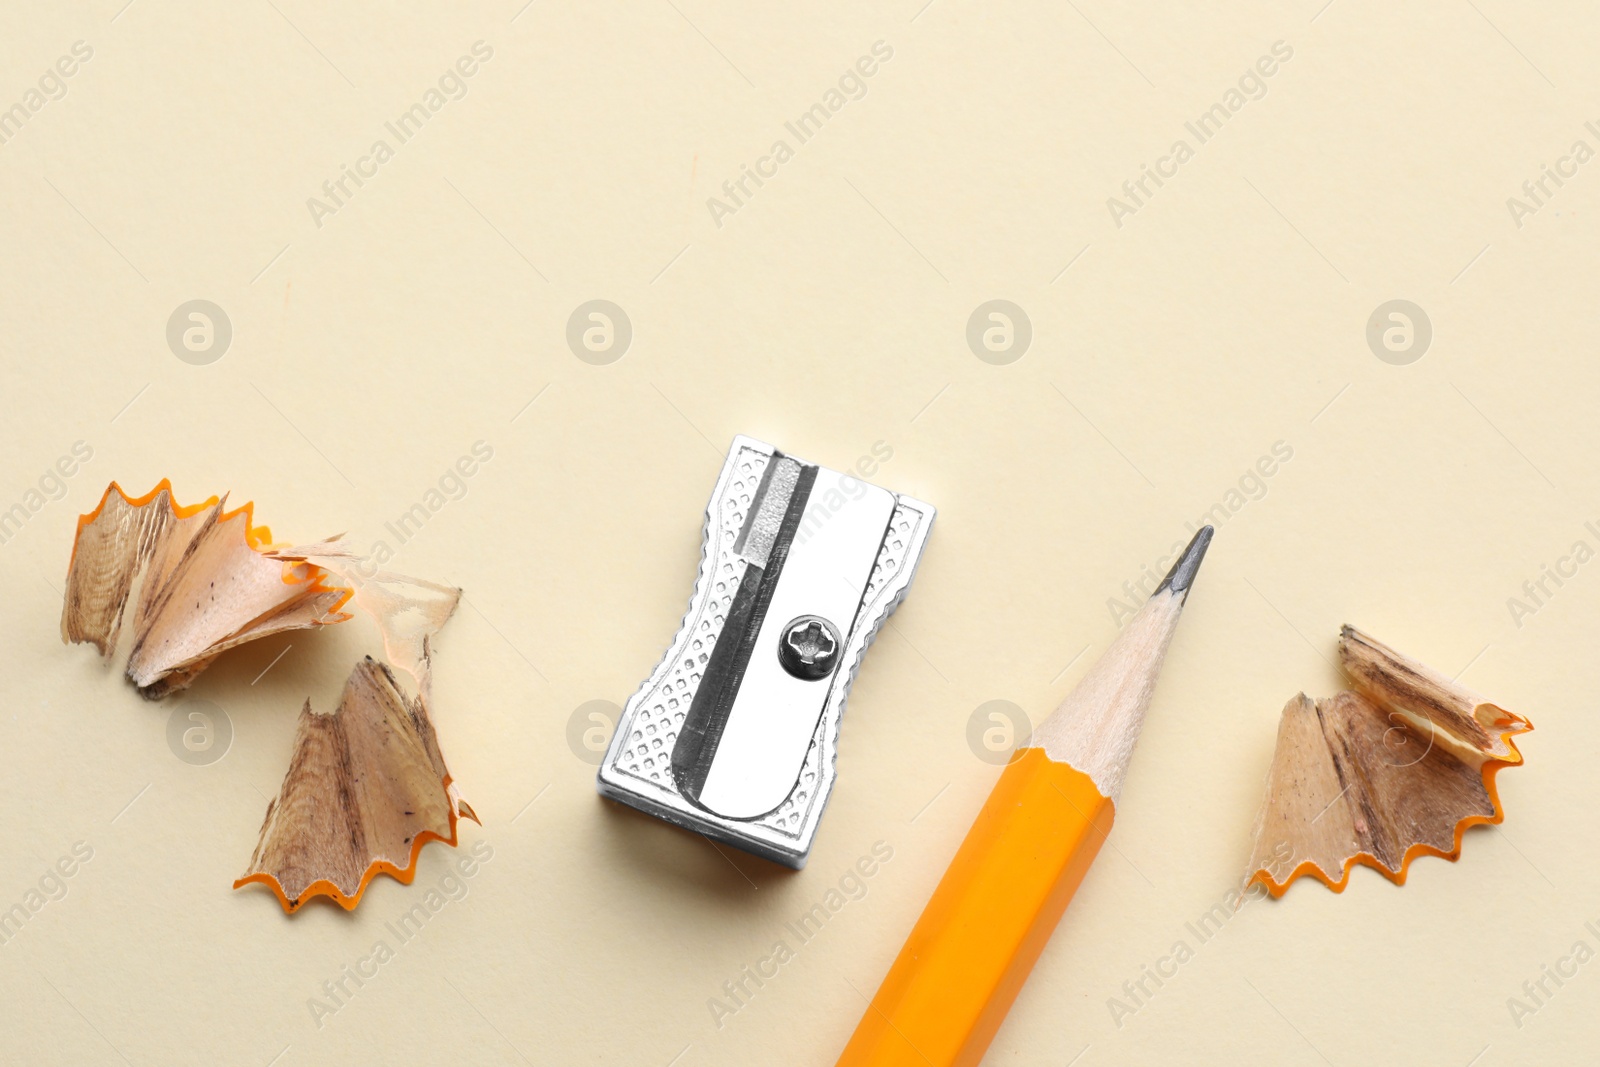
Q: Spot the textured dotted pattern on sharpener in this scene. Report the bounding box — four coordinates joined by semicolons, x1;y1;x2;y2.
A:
618;448;765;786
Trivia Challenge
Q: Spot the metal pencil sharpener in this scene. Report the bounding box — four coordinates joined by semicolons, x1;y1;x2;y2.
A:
597;436;935;868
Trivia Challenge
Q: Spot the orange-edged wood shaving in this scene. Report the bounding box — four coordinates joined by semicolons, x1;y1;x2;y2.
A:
61;480;352;697
234;654;479;913
1245;626;1531;897
233;563;475;914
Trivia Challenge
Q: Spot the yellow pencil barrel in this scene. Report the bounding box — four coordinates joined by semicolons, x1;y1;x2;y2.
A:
836;747;1114;1067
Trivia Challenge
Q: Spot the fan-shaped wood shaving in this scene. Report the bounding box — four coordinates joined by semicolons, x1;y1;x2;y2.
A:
1245;626;1531;897
61;480;352;697
233;654;478;913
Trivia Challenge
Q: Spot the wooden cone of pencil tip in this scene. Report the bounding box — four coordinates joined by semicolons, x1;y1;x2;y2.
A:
234;652;478;913
1244;626;1531;898
61;480;352;698
837;527;1212;1067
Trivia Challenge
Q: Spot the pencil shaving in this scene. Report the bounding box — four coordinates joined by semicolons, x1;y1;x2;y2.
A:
1246;626;1531;897
233;558;475;913
61;480;353;698
234;653;477;913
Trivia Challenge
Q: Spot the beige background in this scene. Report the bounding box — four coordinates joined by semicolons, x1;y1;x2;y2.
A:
1;1;1595;1064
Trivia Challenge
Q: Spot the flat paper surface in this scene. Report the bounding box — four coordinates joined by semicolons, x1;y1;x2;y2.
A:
0;3;1592;1065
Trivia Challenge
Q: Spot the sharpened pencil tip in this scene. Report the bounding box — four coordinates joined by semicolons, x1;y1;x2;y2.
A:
1154;526;1213;598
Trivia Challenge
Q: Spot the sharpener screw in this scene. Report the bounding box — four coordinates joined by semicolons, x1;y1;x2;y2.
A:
778;615;840;680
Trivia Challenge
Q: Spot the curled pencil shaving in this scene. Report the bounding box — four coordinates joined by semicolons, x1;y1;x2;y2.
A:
60;480;352;698
234;557;474;913
233;652;478;913
1246;626;1531;897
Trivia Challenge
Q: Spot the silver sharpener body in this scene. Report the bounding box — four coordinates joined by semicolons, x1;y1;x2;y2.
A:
597;435;935;868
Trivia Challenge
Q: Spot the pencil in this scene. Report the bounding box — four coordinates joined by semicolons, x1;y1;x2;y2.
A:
835;526;1213;1067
